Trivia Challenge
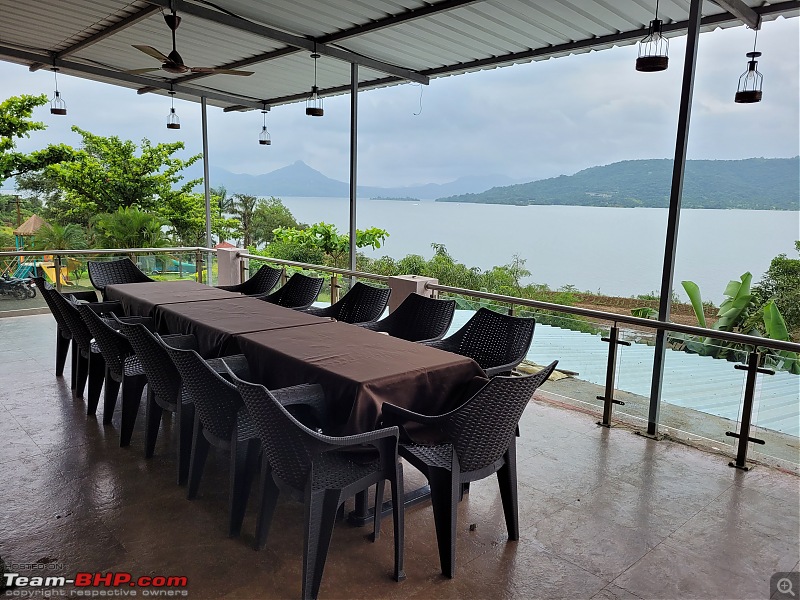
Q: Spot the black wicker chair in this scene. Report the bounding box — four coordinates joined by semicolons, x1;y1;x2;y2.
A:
227;368;405;600
259;272;323;310
304;281;391;324
87;258;154;299
48;289;121;414
358;293;455;343
33;277;98;389
425;308;536;377
216;264;281;296
381;361;557;579
114;317;250;486
77;304;157;446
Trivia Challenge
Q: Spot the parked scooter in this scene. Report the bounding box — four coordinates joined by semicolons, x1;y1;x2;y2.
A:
0;273;36;300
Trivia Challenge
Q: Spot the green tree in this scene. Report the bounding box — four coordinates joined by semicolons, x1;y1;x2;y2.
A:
232;193;258;247
270;222;388;269
33;222;87;250
44;127;200;225
160;192;238;246
93;207;168;249
251;196;303;245
0;94;73;186
752;244;800;339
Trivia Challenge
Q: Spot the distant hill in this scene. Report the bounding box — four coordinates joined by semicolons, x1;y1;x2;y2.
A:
436;158;800;210
191;161;521;199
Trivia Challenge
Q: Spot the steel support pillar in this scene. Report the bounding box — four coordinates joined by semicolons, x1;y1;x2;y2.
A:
647;0;703;436
348;63;358;284
201;97;213;285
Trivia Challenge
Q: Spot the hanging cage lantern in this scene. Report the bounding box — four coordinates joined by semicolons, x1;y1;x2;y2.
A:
166;89;181;129
636;1;668;72
735;31;763;104
259;107;271;145
305;50;324;116
50;67;67;115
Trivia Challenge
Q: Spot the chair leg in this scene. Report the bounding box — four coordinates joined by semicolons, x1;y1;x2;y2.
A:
87;354;106;416
303;488;341;600
390;462;406;582
255;460;280;550
120;375;146;447
372;480;386;541
177;401;195;486
70;341;79;392
428;466;460;578
144;389;162;459
102;370;120;424
228;436;260;537
55;331;69;377
187;417;209;500
496;442;520;541
75;351;89;399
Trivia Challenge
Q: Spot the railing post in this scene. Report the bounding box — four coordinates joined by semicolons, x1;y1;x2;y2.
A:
330;274;339;304
508;304;515;316
726;350;772;471
195;250;204;284
280;267;287;286
597;324;631;427
239;259;247;285
54;254;62;292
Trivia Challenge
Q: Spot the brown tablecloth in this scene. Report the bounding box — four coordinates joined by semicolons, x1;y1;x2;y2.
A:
105;281;239;317
237;322;488;435
157;296;330;357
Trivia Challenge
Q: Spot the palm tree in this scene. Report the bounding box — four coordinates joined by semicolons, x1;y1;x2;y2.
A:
94;207;167;249
232;194;258;247
34;223;87;250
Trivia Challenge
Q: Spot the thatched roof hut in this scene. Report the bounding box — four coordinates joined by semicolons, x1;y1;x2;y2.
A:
13;214;49;236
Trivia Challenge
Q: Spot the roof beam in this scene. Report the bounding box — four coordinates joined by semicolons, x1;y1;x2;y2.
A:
0;45;266;110
143;0;428;84
257;0;800;108
709;0;761;29
139;0;478;94
29;5;162;72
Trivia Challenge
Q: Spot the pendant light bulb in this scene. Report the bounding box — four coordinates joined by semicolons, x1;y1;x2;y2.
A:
50;66;67;115
735;30;763;104
166;88;181;129
259;106;271;145
636;1;669;72
306;49;324;116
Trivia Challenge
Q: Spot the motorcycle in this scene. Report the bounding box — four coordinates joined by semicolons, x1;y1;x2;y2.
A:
0;273;36;300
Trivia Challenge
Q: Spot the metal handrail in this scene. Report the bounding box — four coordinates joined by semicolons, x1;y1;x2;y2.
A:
427;282;800;354
237;252;391;283
0;247;215;257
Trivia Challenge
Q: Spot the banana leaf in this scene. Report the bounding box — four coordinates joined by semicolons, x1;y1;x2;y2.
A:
763;300;800;374
631;307;658;319
714;272;752;331
681;280;707;328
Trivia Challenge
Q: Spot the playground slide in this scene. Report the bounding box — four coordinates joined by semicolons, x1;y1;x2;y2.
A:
40;262;73;287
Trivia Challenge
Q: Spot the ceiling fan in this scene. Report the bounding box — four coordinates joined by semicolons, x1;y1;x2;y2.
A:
129;9;254;76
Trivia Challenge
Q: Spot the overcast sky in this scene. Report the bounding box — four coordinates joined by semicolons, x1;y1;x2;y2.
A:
3;16;798;189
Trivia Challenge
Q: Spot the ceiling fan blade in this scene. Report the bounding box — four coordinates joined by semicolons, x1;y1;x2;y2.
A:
132;45;169;62
126;67;161;74
190;67;254;76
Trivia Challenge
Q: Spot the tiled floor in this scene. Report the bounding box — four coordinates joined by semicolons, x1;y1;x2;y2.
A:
1;314;798;599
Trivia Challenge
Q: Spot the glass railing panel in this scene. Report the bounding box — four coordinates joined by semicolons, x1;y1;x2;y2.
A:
655;337;745;453
747;353;800;468
606;327;655;428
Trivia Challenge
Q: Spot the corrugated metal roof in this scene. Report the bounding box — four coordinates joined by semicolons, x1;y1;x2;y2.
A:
0;0;797;110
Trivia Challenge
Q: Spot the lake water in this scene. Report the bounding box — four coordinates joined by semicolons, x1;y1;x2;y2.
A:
278;197;799;304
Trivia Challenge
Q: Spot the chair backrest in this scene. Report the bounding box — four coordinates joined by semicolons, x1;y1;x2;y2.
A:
33;277;70;333
331;282;391;324
229;372;325;491
451;308;536;371
378;293;455;342
88;258;152;292
77;303;131;378
239;264;281;295
265;273;323;309
116;319;192;404
163;343;244;441
48;289;95;352
444;361;557;472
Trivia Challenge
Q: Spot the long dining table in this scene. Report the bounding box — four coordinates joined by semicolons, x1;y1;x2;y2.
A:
106;280;487;435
